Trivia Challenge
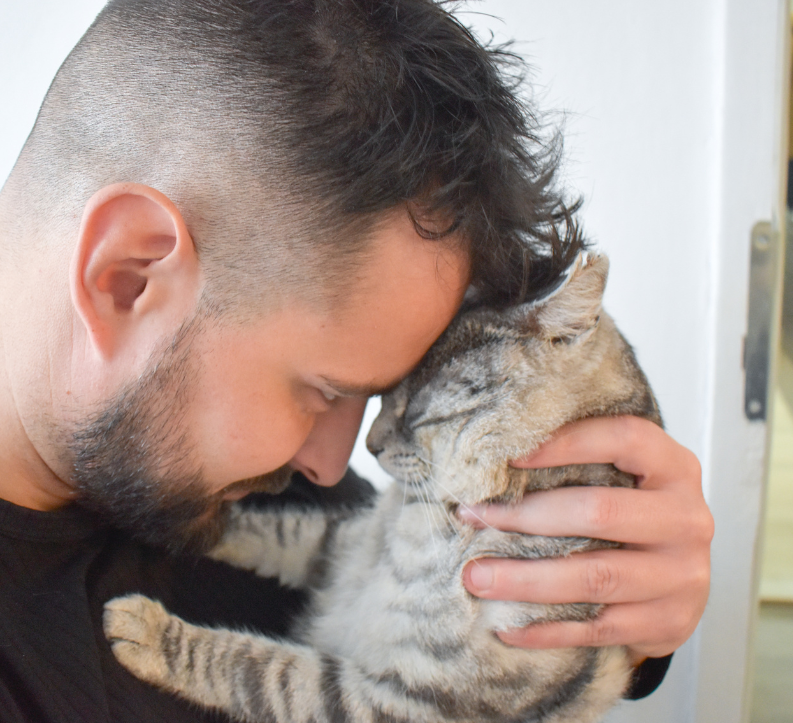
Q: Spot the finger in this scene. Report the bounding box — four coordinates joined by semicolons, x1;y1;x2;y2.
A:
496;599;690;658
462;549;687;604
459;486;689;542
509;416;700;488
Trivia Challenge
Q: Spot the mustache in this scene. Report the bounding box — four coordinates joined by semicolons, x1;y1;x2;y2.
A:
216;466;294;499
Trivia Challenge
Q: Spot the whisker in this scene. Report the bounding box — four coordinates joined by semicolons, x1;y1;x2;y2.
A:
414;452;498;533
418;482;441;559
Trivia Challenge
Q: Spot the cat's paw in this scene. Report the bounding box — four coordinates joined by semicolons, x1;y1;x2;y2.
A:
481;599;603;632
103;594;179;686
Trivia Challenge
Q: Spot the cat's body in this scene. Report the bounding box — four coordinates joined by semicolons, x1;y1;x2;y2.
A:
104;254;662;723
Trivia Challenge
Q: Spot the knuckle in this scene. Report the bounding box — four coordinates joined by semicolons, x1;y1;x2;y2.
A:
685;560;711;593
584;558;619;600
683;504;715;545
583;493;621;531
588;616;616;646
668;606;695;641
616;415;644;447
700;508;716;543
672;488;713;545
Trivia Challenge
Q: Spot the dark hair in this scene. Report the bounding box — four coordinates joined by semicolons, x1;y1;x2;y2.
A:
13;0;584;309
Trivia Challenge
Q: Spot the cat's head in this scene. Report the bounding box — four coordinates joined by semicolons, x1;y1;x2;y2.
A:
366;253;660;505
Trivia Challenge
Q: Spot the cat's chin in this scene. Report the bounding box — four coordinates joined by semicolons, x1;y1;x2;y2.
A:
395;476;459;505
396;476;432;492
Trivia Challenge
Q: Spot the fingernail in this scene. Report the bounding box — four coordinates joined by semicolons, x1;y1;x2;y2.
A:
496;629;524;647
509;450;542;468
458;505;486;525
468;562;493;592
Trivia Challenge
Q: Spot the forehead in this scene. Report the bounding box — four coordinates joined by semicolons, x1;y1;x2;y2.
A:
338;207;469;306
203;208;471;392
318;209;470;379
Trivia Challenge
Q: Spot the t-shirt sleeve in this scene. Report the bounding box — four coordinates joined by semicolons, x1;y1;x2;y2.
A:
625;654;673;699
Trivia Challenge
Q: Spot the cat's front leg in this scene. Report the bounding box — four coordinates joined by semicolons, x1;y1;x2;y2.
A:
104;594;344;723
104;595;188;692
466;529;612;628
208;505;349;589
464;527;610;563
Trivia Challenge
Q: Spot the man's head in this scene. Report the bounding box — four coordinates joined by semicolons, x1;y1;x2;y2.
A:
0;0;583;550
68;205;470;552
3;0;580;312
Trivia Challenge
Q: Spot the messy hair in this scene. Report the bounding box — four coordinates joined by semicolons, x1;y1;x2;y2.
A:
8;0;583;311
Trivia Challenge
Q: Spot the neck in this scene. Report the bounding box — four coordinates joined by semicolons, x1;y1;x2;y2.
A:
0;427;75;511
0;224;75;511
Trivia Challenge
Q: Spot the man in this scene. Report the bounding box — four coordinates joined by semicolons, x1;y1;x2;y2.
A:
0;0;713;720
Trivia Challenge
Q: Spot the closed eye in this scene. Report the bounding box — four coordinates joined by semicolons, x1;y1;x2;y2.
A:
406;407;479;430
320;375;403;399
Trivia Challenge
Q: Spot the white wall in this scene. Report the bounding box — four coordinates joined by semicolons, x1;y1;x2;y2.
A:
2;2;789;721
0;2;108;182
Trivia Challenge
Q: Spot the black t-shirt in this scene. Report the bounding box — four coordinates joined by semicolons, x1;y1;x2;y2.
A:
0;471;667;722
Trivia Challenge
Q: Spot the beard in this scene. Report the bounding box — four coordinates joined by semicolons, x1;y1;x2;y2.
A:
68;318;293;555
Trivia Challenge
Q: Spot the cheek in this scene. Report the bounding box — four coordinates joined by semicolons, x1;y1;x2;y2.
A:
414;429;441;461
189;373;314;487
427;422;476;474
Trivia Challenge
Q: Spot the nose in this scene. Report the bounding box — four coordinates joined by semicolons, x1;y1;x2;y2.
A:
365;399;392;458
289;397;368;487
366;439;383;457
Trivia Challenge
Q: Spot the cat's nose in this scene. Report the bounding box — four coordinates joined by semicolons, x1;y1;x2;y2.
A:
366;439;383;457
366;420;386;457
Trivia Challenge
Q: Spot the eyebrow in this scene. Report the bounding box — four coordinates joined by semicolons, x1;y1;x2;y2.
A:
320;375;403;398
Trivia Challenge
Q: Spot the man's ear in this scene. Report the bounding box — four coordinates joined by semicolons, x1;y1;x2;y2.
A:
70;183;203;360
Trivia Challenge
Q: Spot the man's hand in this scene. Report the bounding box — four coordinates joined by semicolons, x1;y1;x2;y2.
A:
460;416;713;664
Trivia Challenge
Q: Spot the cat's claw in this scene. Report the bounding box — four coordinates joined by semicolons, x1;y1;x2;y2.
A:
103;594;175;686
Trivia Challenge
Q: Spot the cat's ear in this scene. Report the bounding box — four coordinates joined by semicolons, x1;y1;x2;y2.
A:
527;253;609;342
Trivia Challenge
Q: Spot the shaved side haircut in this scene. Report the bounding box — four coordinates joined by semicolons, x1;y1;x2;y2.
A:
3;0;583;314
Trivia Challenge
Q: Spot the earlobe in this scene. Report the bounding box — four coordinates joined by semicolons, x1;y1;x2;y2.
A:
70;183;202;360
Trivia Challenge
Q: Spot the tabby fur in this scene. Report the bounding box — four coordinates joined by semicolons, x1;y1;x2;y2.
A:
104;253;662;723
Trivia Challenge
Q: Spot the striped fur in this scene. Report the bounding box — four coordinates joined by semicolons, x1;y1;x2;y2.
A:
105;253;660;722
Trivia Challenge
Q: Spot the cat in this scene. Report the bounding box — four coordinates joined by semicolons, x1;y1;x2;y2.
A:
103;252;662;723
